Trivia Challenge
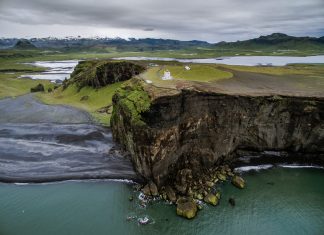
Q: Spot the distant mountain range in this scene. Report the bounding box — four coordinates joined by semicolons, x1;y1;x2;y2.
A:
215;33;324;50
1;33;324;51
0;37;209;51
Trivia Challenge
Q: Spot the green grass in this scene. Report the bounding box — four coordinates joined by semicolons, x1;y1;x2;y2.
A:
0;73;53;99
166;64;232;81
141;64;232;87
36;82;123;125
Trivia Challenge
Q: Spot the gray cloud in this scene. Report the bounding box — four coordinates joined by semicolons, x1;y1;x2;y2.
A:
0;0;323;42
143;28;154;32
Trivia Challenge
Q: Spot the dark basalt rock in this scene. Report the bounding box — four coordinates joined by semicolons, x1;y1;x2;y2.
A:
165;185;177;202
229;197;235;207
30;83;45;92
148;181;159;196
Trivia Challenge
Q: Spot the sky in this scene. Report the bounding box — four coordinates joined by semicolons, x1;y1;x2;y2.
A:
0;0;324;42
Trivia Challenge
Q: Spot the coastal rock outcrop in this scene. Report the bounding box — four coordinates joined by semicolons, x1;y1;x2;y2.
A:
66;60;145;90
232;176;245;189
176;197;198;219
111;78;324;191
204;193;219;206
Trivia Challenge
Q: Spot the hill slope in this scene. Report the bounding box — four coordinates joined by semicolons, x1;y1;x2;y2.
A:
13;39;37;49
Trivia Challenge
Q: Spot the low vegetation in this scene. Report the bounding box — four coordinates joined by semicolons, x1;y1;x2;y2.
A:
0;73;53;99
37;82;123;125
141;64;233;88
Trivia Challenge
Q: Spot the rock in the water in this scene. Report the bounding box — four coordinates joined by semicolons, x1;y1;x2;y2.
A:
204;193;219;206
128;196;134;201
149;181;159;196
217;173;227;181
229;197;235;206
176;197;198;219
232;175;245;189
165;186;177;203
141;184;151;196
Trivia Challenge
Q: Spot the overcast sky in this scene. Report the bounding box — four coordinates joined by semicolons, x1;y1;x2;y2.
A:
0;0;323;42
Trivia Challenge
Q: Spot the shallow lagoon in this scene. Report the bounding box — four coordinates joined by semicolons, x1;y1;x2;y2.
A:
116;55;324;66
20;60;79;81
1;167;323;235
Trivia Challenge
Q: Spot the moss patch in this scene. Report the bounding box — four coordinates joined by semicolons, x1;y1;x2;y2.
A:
111;79;151;126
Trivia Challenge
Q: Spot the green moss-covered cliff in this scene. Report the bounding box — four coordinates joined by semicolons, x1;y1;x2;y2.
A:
66;60;145;90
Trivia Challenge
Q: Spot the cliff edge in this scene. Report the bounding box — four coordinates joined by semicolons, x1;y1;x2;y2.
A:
111;76;324;192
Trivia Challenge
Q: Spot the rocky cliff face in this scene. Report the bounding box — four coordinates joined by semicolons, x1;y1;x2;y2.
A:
66;60;145;90
111;78;324;186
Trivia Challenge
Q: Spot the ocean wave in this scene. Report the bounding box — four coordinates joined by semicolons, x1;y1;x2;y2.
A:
278;164;324;169
234;164;274;172
235;164;324;173
9;178;136;186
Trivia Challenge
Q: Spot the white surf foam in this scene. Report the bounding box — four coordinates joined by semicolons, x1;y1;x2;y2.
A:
234;164;274;172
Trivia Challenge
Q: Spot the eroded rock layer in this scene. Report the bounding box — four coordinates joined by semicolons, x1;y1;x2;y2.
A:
111;78;324;187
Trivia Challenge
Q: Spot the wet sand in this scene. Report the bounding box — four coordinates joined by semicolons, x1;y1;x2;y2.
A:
0;94;92;124
0;94;139;183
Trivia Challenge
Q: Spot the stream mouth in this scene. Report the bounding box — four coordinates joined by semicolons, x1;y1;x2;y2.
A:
20;60;79;81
